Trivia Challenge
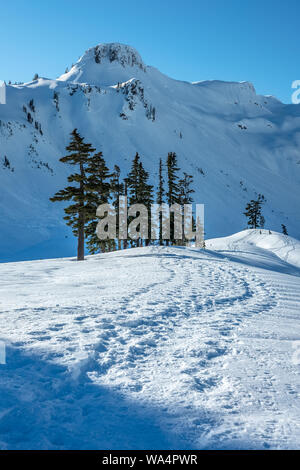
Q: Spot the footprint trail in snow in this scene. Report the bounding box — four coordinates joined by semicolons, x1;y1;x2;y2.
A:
0;230;299;449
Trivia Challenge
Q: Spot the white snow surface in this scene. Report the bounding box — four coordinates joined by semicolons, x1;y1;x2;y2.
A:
1;42;300;261
207;229;300;269
0;230;299;449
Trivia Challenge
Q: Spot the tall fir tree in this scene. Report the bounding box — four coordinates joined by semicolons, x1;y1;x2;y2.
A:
166;152;180;205
178;172;195;246
166;152;181;245
110;165;124;250
127;153;153;246
138;160;153;246
50;129;95;260
156;158;165;246
85;152;112;254
122;177;129;249
244;194;265;229
178;173;194;205
127;153;141;204
127;153;141;247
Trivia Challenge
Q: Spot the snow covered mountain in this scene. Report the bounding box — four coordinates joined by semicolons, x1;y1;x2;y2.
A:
0;230;299;449
1;43;300;261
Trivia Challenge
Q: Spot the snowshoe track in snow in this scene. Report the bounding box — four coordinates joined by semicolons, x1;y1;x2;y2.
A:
0;239;299;449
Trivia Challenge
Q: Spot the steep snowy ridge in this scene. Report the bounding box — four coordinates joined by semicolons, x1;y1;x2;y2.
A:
1;42;300;261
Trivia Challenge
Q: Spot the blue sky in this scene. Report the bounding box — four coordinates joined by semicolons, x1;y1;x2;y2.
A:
0;0;299;103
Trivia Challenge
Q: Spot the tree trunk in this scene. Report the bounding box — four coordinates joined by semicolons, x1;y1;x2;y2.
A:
159;213;163;246
77;210;85;260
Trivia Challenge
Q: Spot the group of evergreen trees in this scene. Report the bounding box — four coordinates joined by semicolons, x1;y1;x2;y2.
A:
51;129;289;261
51;129;195;260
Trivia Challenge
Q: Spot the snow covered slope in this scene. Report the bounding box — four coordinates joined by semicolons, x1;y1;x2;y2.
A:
1;43;300;261
207;229;300;269
0;231;299;449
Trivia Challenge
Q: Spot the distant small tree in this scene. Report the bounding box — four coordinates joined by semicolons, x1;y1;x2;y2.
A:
29;99;35;112
244;194;265;229
281;224;288;235
3;156;10;168
53;91;59;112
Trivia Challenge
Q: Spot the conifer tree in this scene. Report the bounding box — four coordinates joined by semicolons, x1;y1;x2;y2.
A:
122;177;129;249
138;160;153;246
50;129;95;260
178;172;195;246
85;152;112;254
166;152;181;245
127;153;141;205
127;153;153;246
110;165;124;250
178;173;194;205
243;194;265;229
157;158;165;246
127;153;141;247
166;152;180;205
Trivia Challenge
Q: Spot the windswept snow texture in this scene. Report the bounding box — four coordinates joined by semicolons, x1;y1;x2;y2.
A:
0;230;300;449
1;42;300;261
